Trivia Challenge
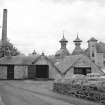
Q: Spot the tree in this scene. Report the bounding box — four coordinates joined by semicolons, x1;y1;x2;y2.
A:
0;41;20;57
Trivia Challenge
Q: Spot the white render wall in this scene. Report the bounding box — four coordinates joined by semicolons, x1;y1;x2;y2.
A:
0;66;7;79
14;66;28;79
95;53;104;67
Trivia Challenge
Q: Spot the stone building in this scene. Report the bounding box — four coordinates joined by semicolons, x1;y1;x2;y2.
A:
85;37;105;68
55;54;104;78
0;54;61;80
0;9;105;80
55;35;105;78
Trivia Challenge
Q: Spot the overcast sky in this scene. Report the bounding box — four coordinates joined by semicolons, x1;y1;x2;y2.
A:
0;0;105;55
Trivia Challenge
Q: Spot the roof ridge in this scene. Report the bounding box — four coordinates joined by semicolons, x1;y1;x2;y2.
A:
32;55;62;74
44;56;62;74
63;55;83;75
82;54;105;75
31;55;41;64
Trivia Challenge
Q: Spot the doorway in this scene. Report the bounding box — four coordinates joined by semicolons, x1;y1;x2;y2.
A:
36;65;49;79
7;65;14;80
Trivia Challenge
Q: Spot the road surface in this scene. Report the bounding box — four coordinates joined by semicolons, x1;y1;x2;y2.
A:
0;81;100;105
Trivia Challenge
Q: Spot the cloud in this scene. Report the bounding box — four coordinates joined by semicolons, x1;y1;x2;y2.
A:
0;0;5;8
1;0;105;55
42;0;105;5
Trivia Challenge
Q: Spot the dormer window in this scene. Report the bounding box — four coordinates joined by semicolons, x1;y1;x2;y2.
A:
92;45;94;47
92;52;94;57
104;61;105;65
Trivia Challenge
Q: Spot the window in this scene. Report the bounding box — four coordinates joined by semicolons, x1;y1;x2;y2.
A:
74;67;91;75
104;61;105;65
92;60;95;63
92;45;94;47
92;52;94;57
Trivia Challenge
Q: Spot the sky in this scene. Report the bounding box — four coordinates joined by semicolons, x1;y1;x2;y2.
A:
0;0;105;55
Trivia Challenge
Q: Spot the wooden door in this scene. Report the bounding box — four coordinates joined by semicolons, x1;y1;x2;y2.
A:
28;65;36;79
7;65;14;80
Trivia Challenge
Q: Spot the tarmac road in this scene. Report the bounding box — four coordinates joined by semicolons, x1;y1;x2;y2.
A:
0;81;73;105
0;81;100;105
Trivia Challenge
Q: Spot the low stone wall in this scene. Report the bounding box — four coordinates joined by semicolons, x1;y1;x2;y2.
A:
53;82;105;103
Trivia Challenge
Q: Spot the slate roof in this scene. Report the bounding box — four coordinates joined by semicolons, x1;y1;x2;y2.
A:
55;48;70;57
88;37;97;42
55;55;82;73
74;55;91;67
72;35;84;55
55;54;105;75
73;35;82;42
47;55;57;63
0;54;61;74
72;47;84;55
0;54;56;65
84;48;90;57
0;55;40;65
59;35;68;42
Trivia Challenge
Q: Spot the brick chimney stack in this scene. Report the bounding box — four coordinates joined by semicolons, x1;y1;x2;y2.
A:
2;9;7;43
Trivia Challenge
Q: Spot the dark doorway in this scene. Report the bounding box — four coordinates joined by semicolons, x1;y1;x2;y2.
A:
28;65;36;79
82;68;87;75
36;65;49;79
7;65;14;80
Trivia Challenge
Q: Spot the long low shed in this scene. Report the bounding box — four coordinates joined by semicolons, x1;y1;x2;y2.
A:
0;64;28;80
0;55;61;80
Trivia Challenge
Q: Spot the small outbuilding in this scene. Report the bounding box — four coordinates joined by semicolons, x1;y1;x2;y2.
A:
55;54;105;78
0;54;61;80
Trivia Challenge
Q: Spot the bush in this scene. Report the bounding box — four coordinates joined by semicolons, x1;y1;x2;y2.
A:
53;82;105;103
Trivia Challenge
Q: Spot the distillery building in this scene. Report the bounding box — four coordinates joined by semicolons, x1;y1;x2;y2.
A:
0;9;105;80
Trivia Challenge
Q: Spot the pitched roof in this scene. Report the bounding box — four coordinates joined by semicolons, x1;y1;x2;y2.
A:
74;56;91;67
59;35;68;43
32;54;61;74
88;37;97;42
22;55;40;64
55;55;82;73
0;54;61;74
0;55;39;65
84;48;90;56
55;54;105;75
47;55;57;63
73;35;82;42
72;46;84;55
55;48;70;57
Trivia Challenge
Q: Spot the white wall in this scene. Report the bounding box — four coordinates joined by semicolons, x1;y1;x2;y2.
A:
14;66;28;79
0;66;7;79
95;53;104;67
